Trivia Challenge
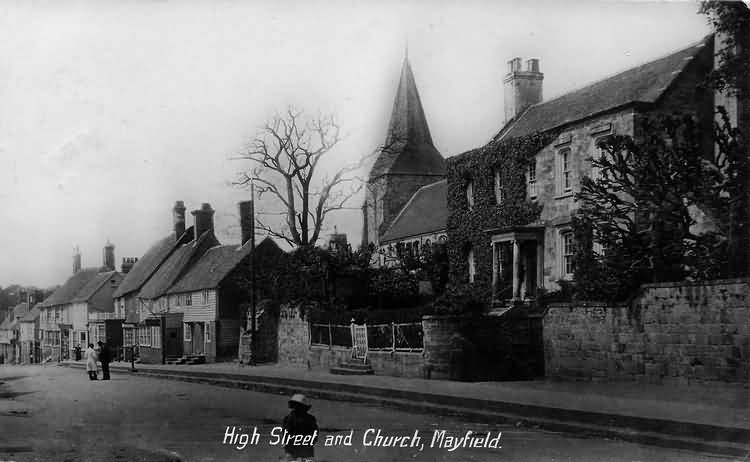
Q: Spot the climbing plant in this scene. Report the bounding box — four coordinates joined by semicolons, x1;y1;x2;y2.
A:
445;132;553;309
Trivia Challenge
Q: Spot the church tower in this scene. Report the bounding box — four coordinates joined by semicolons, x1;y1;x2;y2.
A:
362;54;446;249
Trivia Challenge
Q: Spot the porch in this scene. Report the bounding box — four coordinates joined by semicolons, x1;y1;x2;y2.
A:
488;226;545;303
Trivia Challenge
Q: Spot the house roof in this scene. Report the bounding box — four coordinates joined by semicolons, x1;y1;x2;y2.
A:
39;268;102;308
369;56;446;180
112;227;194;299
381;179;448;244
495;35;713;141
20;305;40;322
137;230;220;300
166;237;282;294
71;271;119;307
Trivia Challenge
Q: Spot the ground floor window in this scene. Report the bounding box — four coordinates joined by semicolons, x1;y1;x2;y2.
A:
151;326;161;349
560;230;575;278
184;323;192;342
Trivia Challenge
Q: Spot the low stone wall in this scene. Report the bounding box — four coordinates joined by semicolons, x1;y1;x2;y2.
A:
543;278;750;383
308;346;426;378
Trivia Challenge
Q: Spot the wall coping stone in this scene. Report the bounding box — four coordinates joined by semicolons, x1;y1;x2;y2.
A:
639;278;749;289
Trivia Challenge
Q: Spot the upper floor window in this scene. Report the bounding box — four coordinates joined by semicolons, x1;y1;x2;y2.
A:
201;290;209;305
465;180;475;209
185;294;192;306
494;169;504;204
558;148;572;193
560;231;575;278
527;162;538;199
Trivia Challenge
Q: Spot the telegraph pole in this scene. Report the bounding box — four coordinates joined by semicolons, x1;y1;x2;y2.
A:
249;181;257;366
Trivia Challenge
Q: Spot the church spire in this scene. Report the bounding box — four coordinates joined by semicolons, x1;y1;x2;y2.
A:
384;54;435;149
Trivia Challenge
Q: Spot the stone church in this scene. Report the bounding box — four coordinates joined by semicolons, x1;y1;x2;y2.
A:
361;55;447;262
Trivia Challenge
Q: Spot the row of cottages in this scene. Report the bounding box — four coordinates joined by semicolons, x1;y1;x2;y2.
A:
116;200;282;364
446;33;742;303
38;244;123;361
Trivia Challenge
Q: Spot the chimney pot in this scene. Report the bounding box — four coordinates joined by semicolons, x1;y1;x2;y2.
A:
173;201;187;240
73;246;82;274
191;203;215;240
504;56;544;122
103;242;115;272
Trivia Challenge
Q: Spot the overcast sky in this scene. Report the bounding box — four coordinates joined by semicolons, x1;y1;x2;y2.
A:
0;0;710;288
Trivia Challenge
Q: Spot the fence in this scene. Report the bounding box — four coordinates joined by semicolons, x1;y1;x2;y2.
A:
309;321;423;352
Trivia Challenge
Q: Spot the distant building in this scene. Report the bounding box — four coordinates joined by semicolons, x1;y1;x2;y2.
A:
38;244;122;361
18;304;41;364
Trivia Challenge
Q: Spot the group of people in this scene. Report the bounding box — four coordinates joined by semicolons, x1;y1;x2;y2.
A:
84;341;112;380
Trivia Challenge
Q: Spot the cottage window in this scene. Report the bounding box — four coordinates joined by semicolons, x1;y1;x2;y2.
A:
201;290;209;305
184;323;192;342
467;248;476;283
558;148;572;193
494;169;504;204
151;326;161;349
205;324;211;344
527;162;538;199
561;231;575;278
185;294;192;306
465;180;474;209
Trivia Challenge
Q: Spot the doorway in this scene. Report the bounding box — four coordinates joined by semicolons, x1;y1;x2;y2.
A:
192;323;204;355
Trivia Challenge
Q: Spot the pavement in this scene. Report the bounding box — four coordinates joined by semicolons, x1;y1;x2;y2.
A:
59;359;750;457
0;365;740;462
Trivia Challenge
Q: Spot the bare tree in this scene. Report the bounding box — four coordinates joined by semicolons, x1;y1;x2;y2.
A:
233;107;383;247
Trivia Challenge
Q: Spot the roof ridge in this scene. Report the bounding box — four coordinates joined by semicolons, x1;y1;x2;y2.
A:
535;35;711;109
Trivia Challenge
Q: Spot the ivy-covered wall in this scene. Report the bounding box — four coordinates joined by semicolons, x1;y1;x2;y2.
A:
446;134;552;303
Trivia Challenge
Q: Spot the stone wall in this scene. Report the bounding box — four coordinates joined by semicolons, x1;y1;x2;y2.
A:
308;346;426;378
277;303;310;368
544;279;750;383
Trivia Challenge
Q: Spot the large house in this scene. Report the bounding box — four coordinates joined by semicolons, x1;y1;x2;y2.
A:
446;33;743;303
38;245;122;361
361;55;448;264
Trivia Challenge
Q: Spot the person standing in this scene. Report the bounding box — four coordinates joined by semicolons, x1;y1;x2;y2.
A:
281;393;318;461
85;344;98;380
97;341;111;380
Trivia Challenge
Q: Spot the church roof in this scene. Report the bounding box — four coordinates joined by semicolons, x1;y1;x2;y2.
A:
496;35;713;141
381;179;448;244
369;56;446;180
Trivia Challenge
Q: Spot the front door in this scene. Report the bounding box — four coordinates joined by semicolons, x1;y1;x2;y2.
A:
192;323;204;355
61;329;70;360
521;241;538;298
165;328;181;357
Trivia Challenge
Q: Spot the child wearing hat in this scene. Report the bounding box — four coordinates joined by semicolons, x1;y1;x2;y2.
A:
281;393;319;461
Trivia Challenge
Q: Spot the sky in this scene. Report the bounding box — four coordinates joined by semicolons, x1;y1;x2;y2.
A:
0;0;711;288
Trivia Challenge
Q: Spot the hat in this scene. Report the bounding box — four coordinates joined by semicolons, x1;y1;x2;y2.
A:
289;393;311;409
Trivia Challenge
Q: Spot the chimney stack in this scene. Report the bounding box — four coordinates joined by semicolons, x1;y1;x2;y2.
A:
504;56;544;122
103;241;115;272
173;201;186;240
191;203;215;240
121;257;138;274
239;200;254;246
73;246;81;274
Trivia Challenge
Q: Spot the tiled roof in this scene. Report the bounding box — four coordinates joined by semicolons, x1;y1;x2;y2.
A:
166;238;282;294
20;305;40;322
11;302;30;320
381;179;448;243
496;35;713;141
369;56;446;180
39;268;102;308
112;227;194;299
137;231;220;300
71;271;122;311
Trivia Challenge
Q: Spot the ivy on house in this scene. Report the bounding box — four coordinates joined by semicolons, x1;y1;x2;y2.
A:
444;132;554;310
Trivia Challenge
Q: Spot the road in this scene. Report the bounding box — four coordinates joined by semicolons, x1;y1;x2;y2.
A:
0;365;738;462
